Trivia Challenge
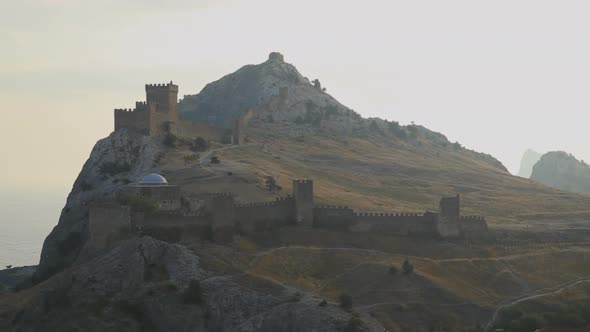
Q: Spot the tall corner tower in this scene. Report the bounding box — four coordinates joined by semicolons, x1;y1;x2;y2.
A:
145;81;179;119
293;179;314;226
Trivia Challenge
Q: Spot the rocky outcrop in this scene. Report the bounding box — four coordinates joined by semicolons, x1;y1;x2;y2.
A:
33;130;162;283
531;151;590;194
13;237;384;332
517;149;542;178
179;52;507;172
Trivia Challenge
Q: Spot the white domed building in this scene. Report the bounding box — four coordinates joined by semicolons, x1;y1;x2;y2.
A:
128;173;181;211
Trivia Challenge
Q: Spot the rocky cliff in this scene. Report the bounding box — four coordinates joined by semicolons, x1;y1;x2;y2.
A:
34;130;162;283
517;149;542;178
9;237;384;332
531;151;590;194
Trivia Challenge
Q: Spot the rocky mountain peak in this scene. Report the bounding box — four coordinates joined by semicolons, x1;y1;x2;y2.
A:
517;149;542;178
531;151;590;194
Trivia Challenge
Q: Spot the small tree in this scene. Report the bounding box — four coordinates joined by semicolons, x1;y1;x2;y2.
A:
265;176;282;192
402;258;414;275
163;133;177;147
190;137;209;152
339;293;353;310
345;314;363;332
183;279;204;305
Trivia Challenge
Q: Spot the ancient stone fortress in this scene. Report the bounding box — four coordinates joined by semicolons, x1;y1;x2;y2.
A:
114;82;238;143
89;174;488;249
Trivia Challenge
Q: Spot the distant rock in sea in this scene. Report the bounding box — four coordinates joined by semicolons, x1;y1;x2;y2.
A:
517;149;542;178
531;151;590;194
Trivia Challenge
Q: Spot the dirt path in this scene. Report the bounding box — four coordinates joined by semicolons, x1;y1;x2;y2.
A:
193;144;239;166
484;276;590;331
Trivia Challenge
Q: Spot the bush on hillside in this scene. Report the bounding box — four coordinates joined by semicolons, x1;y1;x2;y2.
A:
183;279;204;305
402;258;414;274
120;194;159;213
190;137;209;152
99;161;131;176
339;293;353;310
163;133;177;147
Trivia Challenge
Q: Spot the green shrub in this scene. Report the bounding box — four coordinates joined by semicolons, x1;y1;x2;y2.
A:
183;279;204;305
190;137;209;152
123;195;159;213
99;161;131;176
339;293;353;310
163;133;177;147
265;176;282;192
184;154;199;163
344;314;363;332
402;258;414;274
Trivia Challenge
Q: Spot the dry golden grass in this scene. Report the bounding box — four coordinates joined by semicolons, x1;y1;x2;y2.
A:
220;127;590;226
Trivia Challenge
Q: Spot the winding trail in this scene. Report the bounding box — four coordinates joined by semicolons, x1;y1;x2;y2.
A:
484;276;590;331
198;144;239;165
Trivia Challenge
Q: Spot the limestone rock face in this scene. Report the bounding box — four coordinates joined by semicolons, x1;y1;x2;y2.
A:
178;52;351;128
179;52;507;172
531;151;590;194
14;237;384;332
517;149;542;178
34;130;162;283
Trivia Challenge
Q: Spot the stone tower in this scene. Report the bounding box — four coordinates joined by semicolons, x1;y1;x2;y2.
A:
145;82;179;118
210;193;235;242
293;179;314;226
437;194;461;237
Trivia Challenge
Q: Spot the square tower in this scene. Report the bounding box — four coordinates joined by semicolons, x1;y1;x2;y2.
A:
145;82;179;118
437;194;461;237
293;179;314;226
439;194;460;219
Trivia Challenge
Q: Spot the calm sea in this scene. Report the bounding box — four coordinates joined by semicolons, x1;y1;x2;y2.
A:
0;186;67;268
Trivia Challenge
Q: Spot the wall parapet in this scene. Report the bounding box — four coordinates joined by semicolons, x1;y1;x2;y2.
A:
459;215;486;222
355;212;424;218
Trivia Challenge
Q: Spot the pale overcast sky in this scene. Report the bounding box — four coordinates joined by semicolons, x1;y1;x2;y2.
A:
1;0;589;188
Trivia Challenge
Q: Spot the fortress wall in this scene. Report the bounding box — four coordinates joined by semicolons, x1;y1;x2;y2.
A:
235;196;295;233
114;108;150;135
313;206;357;230
459;216;488;237
89;203;131;251
353;212;438;236
209;194;235;241
137;211;211;243
176;120;232;143
437;217;461;238
138;211;209;227
136;186;182;211
148;108;177;136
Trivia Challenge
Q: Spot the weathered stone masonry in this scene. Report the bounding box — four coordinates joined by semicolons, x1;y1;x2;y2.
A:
89;177;488;249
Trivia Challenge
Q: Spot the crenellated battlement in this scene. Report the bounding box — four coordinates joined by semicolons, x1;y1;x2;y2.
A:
459;215;486;222
234;194;294;208
355;212;424;218
145;82;178;90
315;205;351;210
294;179;313;184
114;108;139;113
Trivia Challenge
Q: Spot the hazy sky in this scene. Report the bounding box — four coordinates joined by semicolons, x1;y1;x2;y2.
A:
2;0;589;188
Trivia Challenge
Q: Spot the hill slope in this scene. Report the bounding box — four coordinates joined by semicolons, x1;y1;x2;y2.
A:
177;52;590;223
